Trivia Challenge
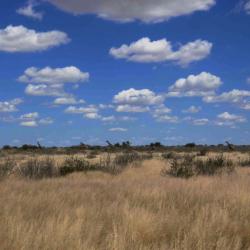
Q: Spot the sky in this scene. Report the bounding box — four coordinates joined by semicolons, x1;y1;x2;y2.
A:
0;0;250;146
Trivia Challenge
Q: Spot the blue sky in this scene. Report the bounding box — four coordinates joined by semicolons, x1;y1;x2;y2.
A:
0;0;250;146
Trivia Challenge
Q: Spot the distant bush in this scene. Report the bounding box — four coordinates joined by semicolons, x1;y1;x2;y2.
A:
185;143;196;148
162;152;177;160
0;158;16;179
198;148;208;156
21;144;38;151
2;145;12;150
86;151;98;159
239;157;250;167
164;154;234;178
195;155;234;176
18;158;57;179
97;152;148;175
60;157;92;176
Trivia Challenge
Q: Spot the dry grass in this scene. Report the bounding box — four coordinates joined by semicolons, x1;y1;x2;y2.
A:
1;153;250;249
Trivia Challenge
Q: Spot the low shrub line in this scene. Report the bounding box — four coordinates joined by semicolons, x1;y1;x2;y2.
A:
0;152;153;180
162;154;235;178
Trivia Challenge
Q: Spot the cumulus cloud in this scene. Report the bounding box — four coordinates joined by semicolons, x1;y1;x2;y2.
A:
152;105;172;116
116;104;150;113
19;66;89;97
101;116;116;122
65;105;99;114
84;113;101;120
113;88;164;113
39;117;54;125
154;114;179;123
217;112;246;122
17;2;43;20
242;102;250;110
65;105;103;120
109;128;127;132
110;38;212;66
0;25;69;52
0;98;23;112
20;120;38;127
20;112;39;120
18;112;53;127
192;118;209;126
54;97;85;105
244;0;250;14
182;105;201;113
46;0;215;23
19;66;89;85
25;84;65;97
215;112;247;126
114;88;163;106
167;72;222;97
203;89;250;103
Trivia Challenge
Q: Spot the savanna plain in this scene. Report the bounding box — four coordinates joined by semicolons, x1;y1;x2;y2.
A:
1;149;250;250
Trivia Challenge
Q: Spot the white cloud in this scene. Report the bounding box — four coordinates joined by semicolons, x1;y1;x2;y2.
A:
19;66;89;85
184;116;209;126
18;112;53;126
99;104;115;109
110;38;212;66
65;105;103;120
192;118;209;126
119;116;137;122
182;105;201;113
101;116;116;122
47;0;215;23
244;0;250;14
114;88;163;106
0;98;23;112
0;25;69;52
84;113;101;120
109;128;127;132
39;117;54;125
152;105;172;118
155;114;179;123
168;72;222;97
217;112;246;123
116;105;150;113
17;2;43;20
54;97;85;105
20;120;38;127
242;102;250;110
203;89;250;103
65;105;99;114
20;112;39;120
20;66;89;97
215;112;247;127
25;84;65;97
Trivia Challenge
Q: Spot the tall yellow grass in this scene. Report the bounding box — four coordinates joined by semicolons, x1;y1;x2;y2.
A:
1;157;250;250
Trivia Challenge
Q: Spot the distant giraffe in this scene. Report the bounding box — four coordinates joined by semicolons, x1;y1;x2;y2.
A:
225;141;235;151
106;140;114;149
37;141;43;149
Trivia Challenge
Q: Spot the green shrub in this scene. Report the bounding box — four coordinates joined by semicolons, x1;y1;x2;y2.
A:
60;157;92;176
18;158;57;179
198;148;208;156
239;157;250;167
164;154;234;178
0;158;16;179
162;152;177;160
86;151;97;159
98;152;145;175
195;155;234;175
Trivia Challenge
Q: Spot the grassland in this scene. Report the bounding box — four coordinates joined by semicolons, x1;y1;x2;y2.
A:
0;151;250;250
